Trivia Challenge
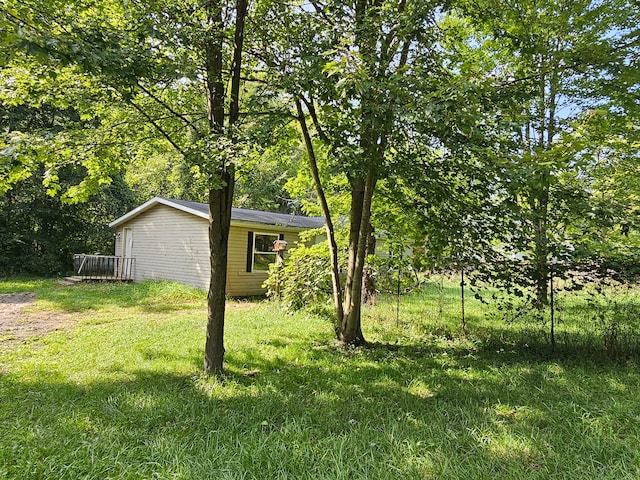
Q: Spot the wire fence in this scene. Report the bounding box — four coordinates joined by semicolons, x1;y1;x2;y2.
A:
375;267;640;357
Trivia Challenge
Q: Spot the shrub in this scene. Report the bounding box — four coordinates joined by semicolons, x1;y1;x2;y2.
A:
263;242;337;311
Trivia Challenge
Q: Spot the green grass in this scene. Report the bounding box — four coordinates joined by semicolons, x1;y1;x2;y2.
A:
1;279;639;479
0;276;54;294
367;275;640;357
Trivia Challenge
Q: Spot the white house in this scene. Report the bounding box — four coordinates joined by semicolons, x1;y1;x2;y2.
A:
109;197;324;296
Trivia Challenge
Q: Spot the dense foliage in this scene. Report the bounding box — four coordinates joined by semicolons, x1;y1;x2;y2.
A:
264;241;335;311
0;171;133;275
0;102;135;274
1;0;638;368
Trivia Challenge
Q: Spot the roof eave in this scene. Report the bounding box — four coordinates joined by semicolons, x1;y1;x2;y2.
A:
229;219;323;231
108;196;208;228
109;196;324;230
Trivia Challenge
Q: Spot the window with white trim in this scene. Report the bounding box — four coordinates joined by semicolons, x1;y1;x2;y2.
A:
250;232;280;272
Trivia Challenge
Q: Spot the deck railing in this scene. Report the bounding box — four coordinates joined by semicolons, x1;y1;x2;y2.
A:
73;254;135;281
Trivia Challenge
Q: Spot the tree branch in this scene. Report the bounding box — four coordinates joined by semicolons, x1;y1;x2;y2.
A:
295;96;344;323
136;82;200;131
126;97;188;157
229;0;248;125
300;95;331;144
309;0;335;27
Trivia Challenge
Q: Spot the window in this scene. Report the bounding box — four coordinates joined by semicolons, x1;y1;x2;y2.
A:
248;232;281;272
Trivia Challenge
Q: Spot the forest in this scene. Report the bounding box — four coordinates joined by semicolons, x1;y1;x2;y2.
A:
1;0;639;373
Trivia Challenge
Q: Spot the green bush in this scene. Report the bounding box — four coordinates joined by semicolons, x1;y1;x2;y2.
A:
264;243;426;312
264;242;337;311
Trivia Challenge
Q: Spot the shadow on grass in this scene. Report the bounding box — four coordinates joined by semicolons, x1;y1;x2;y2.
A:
381;307;640;366
2;279;640;478
2;339;639;479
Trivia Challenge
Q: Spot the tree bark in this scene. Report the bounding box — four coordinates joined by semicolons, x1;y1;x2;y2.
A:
204;172;234;373
295;98;344;326
202;0;247;374
204;0;225;134
340;170;376;345
229;0;247;125
361;221;376;306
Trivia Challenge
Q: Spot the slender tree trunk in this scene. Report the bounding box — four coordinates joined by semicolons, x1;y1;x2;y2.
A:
362;221;376;306
229;0;247;125
295;99;344;326
337;0;389;344
296;1;398;345
203;0;226;374
340;170;376;345
297;93;379;345
533;182;549;308
204;0;225;135
204;171;234;373
342;176;365;342
202;0;247;374
532;70;557;310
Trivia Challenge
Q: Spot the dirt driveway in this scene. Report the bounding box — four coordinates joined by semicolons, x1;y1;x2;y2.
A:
0;292;70;345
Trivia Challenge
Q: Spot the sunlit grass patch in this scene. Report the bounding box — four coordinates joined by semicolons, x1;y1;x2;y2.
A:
22;280;207;314
1;278;640;479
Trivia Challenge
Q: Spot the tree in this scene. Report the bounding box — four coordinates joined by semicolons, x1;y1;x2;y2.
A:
255;0;454;344
1;0;259;374
200;0;248;374
0;169;134;275
468;0;640;305
234;125;308;213
0;97;136;274
396;0;640;308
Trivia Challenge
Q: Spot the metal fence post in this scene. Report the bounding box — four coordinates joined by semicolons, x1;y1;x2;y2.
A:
550;272;555;349
461;267;466;331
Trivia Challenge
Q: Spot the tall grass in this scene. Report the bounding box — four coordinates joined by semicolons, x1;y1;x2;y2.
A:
1;279;639;479
367;274;640;358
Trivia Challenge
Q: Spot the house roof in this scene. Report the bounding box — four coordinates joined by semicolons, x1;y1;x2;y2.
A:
109;196;325;230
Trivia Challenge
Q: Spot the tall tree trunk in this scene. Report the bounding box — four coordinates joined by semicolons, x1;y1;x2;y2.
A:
204;0;225;135
202;0;247;374
340;170;376;345
532;71;556;310
204;171;234;373
337;0;389;344
295;98;344;325
296;1;397;345
203;0;226;374
229;0;247;125
532;179;549;308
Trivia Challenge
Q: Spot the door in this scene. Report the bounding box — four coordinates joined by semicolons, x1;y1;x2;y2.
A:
123;228;133;278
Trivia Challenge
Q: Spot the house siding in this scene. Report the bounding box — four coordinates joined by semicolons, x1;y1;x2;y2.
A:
226;225;302;296
114;204;306;296
115;204;210;289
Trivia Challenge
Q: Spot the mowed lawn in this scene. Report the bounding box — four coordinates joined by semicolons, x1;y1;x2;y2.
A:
1;279;639;479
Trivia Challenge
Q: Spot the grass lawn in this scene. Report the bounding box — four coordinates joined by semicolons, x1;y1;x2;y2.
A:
1;278;639;479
